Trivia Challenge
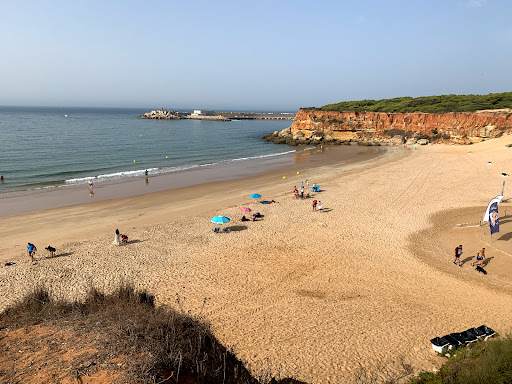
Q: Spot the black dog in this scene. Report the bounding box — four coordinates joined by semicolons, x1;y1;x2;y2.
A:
475;266;487;275
45;245;56;257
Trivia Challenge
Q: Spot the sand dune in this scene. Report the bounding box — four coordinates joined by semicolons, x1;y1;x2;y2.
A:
2;138;512;383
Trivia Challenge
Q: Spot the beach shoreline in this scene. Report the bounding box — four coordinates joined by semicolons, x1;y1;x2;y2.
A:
0;144;389;217
2;137;512;383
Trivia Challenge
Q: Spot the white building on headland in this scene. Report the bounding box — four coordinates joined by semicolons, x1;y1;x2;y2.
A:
191;110;215;117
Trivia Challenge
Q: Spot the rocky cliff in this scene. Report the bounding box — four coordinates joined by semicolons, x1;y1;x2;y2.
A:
264;109;512;145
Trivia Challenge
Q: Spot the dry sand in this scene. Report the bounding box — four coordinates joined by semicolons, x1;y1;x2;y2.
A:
2;138;512;383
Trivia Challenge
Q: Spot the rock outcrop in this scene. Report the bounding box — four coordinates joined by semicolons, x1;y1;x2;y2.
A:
264;109;512;146
139;110;180;120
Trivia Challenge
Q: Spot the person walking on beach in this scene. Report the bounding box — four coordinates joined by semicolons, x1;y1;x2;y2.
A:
306;179;309;188
27;243;37;262
312;199;317;211
114;229;121;246
88;179;93;188
453;244;463;266
145;170;148;176
472;248;486;267
318;201;323;211
301;180;304;189
300;187;304;199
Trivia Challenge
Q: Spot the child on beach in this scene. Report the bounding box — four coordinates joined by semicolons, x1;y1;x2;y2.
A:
312;200;317;211
27;243;37;261
318;201;323;211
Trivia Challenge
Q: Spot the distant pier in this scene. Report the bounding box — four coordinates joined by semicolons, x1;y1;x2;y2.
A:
139;109;296;121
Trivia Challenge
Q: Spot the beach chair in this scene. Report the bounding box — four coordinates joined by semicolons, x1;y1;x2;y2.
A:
430;337;451;353
315;186;320;192
222;227;230;233
466;327;486;341
213;227;220;233
476;325;496;340
441;334;462;349
449;332;467;345
460;330;478;344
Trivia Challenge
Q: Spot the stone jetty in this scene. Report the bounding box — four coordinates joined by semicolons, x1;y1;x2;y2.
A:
139;110;180;120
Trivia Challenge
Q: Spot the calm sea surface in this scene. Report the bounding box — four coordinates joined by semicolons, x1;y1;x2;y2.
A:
0;107;293;193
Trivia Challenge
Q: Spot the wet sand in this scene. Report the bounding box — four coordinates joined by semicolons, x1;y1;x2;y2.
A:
2;137;512;383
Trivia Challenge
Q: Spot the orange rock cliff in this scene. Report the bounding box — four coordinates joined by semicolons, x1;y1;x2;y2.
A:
264;109;512;145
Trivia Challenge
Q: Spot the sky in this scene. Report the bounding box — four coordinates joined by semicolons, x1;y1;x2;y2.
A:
0;0;511;111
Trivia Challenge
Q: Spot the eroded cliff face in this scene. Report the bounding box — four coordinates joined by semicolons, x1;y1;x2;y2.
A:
264;109;512;146
290;109;512;140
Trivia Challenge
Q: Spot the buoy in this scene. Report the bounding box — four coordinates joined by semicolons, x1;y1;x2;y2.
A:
166;156;168;159
133;160;136;163
283;176;286;179
50;137;52;140
297;172;300;174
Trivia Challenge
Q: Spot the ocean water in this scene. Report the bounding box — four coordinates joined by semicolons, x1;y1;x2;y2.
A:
0;107;293;193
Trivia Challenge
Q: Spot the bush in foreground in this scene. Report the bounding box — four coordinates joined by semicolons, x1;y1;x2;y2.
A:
0;285;303;384
411;334;512;384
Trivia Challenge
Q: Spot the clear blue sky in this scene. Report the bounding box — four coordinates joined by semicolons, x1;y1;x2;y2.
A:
1;0;511;111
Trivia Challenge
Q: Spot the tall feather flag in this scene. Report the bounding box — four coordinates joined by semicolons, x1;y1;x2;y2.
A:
489;202;499;235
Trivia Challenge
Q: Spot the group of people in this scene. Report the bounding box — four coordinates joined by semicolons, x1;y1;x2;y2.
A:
292;180;324;212
240;212;263;222
114;229;128;245
453;245;486;268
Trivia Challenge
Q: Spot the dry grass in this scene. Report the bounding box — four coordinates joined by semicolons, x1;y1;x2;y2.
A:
0;284;304;384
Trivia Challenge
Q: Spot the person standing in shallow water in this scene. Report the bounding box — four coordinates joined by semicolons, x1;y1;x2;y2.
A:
114;229;120;246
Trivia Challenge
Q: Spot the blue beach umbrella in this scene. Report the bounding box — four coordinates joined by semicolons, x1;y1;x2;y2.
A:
250;194;262;199
211;216;230;224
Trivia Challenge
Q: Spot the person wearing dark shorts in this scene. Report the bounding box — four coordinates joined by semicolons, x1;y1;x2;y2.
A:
472;248;485;266
453;244;462;266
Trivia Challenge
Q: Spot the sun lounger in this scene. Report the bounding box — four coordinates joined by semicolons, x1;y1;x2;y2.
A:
460;330;478;344
432;325;496;353
467;327;486;340
441;334;462;349
222;227;229;233
430;337;451;353
476;325;496;340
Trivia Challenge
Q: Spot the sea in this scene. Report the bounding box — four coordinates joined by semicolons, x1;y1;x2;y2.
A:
0;106;294;193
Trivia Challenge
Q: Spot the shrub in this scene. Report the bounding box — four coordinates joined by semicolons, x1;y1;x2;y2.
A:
411;334;512;384
0;285;267;384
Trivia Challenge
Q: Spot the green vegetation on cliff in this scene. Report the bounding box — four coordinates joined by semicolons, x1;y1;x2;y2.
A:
308;92;512;113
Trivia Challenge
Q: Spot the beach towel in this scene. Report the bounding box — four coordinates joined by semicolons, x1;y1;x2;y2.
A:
259;201;272;204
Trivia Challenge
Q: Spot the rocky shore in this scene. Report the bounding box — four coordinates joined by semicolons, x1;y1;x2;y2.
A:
138;110;181;120
264;109;512;146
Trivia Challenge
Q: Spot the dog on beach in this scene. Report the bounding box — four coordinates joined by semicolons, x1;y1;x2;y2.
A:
45;245;56;257
475;266;487;275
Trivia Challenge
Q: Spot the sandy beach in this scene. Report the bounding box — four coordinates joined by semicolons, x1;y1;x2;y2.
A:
2;138;512;383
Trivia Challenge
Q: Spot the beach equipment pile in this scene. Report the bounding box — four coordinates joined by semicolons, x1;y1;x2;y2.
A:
430;325;496;354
